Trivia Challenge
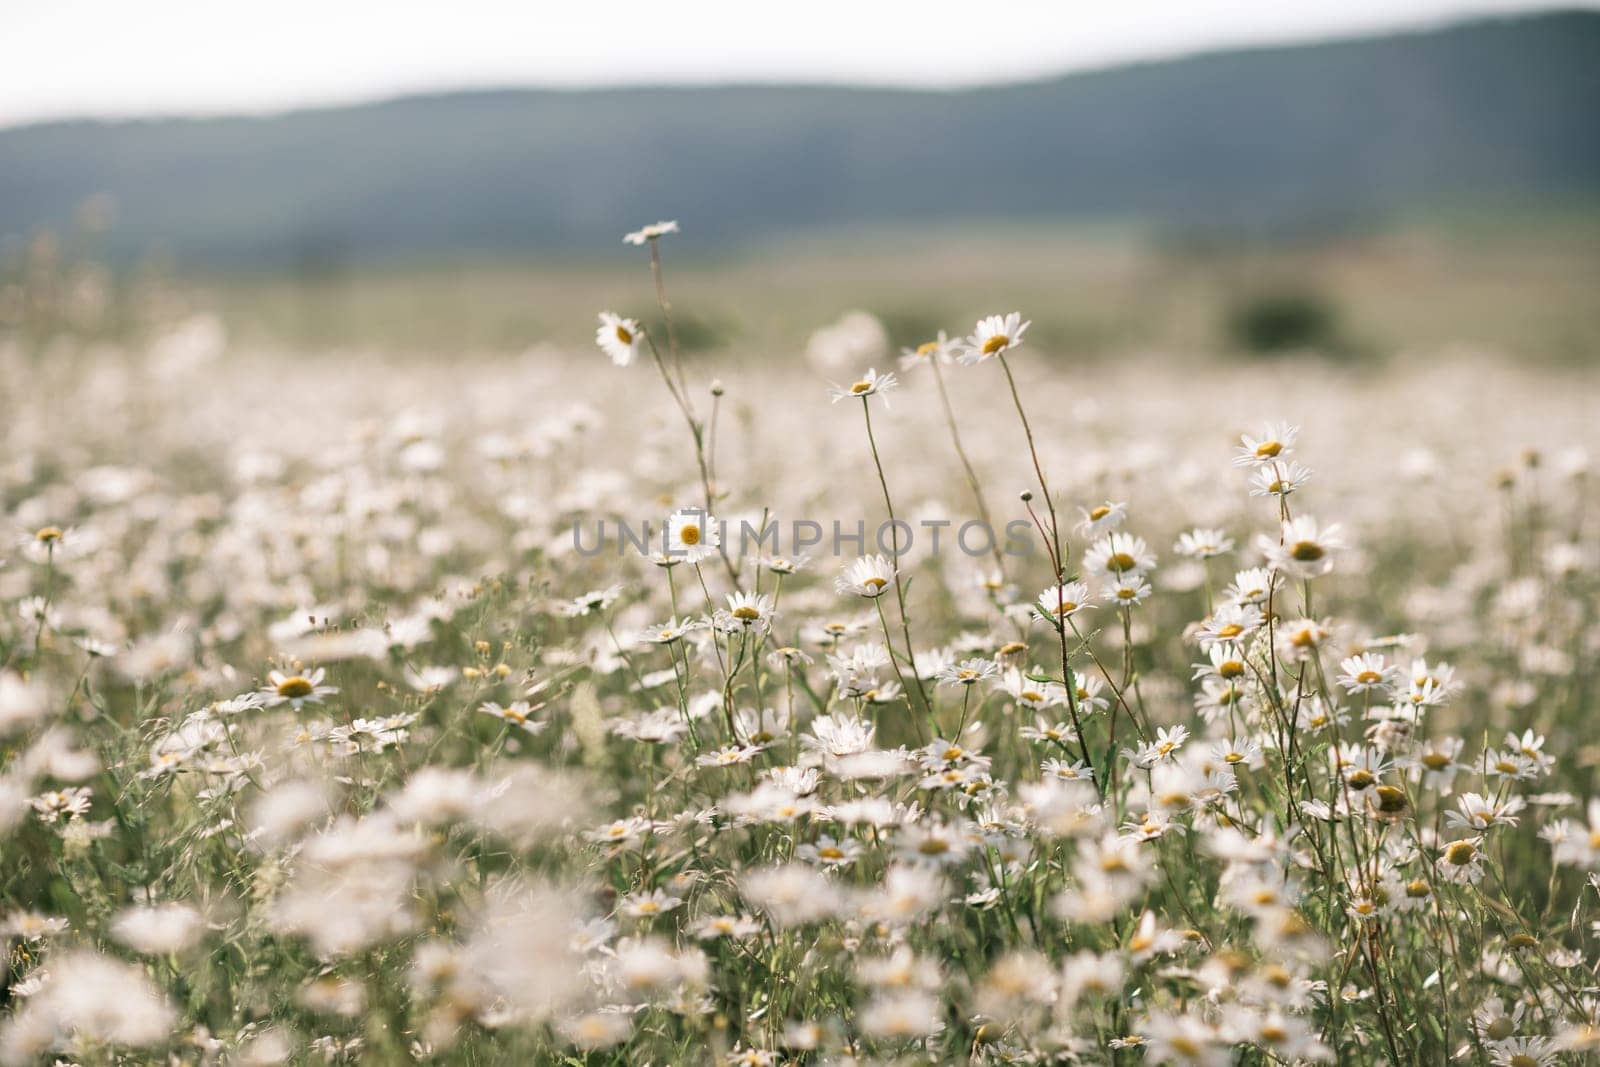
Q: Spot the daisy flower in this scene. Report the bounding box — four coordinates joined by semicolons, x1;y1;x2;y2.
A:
1104;576;1153;606
479;700;547;735
720;591;776;632
1197;603;1265;648
958;311;1030;363
1077;501;1128;536
1232;421;1300;467
998;669;1064;712
1438;837;1486;883
827;367;898;404
639;616;706;645
1173;527;1235;559
758;554;808;575
1084;532;1156;580
691;914;762;941
835;554;896;598
1264;515;1343;580
664;507;721;564
1248;460;1314;497
620;888;684;919
594;312;642;367
1487;1036;1556;1067
936;658;999;687
898;331;957;369
1035;581;1093;624
1337;652;1398;694
1224;566;1276;606
260;667;338;709
622;220;679;244
1446;791;1526;831
796;835;863;869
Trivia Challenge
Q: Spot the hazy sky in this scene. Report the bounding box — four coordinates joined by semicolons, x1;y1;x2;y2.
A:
3;0;1588;127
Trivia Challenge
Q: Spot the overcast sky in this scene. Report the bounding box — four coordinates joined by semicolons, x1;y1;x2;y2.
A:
3;0;1587;128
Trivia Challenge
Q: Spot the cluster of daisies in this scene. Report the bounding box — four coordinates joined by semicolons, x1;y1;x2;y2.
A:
0;222;1596;1065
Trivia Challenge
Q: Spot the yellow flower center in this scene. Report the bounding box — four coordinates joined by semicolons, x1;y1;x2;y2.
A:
1485;1018;1515;1041
276;677;314;699
863;576;888;590
916;341;939;357
1347;769;1375;789
1421;753;1451;770
850;380;873;394
614;325;633;344
679;525;701;545
1290;541;1324;562
818;846;843;860
1255;441;1283;458
1445;841;1477;865
1089;505;1111;521
981;334;1009;355
917;838;950;855
35;526;63;543
1107;551;1137;572
1405;878;1431;898
732;606;761;621
1215;623;1243;639
1020;690;1043;703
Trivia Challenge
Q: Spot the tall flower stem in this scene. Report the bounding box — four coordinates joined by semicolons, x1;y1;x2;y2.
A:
859;397;934;725
929;358;1005;577
997;353;1092;773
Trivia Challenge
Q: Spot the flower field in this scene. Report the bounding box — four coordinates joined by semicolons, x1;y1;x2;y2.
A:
2;224;1599;1065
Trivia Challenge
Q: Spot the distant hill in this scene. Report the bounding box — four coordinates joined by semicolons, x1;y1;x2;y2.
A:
2;11;1598;266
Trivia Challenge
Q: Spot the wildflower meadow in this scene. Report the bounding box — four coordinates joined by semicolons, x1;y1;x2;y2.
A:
2;220;1599;1066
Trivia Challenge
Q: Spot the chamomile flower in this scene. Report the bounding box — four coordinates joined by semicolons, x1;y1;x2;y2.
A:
827;368;898;404
1104;576;1153;606
999;669;1064;712
1173;527;1235;559
936;658;999;687
639;616;707;645
479;700;547;734
898;331;957;369
1084;533;1156;580
1223;566;1277;606
1248;460;1314;497
796;835;864;869
623;219;679;244
260;667;338;709
720;591;776;632
594;312;643;367
1197;603;1265;648
1446;792;1526;831
1337;652;1398;694
835;554;897;598
1265;515;1344;579
1232;421;1300;467
959;312;1030;363
1035;581;1093;624
664;508;721;564
1438;837;1486;883
1078;501;1128;536
620;888;684;920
